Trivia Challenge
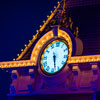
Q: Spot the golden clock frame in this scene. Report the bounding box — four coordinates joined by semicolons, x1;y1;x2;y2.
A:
37;37;70;76
31;28;72;66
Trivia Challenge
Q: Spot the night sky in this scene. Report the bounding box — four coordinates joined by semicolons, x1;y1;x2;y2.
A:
0;0;58;99
0;0;58;62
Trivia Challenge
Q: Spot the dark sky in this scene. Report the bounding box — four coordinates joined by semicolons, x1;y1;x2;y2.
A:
0;0;58;61
0;0;59;98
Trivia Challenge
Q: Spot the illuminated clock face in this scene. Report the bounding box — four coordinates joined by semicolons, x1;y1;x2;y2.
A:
41;40;69;74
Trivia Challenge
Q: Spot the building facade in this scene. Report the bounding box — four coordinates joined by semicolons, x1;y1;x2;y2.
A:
0;0;100;100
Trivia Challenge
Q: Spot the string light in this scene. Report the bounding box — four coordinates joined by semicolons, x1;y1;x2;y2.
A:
24;44;27;47
50;11;53;13
21;49;23;51
43;20;45;23
57;1;60;4
13;58;16;61
17;54;19;56
40;25;42;28
47;15;49;18
33;35;35;38
36;30;39;33
29;40;31;43
54;6;56;9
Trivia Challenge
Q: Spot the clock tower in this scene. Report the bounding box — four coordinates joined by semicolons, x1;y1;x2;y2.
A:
0;0;100;100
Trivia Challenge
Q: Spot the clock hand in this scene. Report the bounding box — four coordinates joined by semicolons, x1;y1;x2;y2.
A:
53;52;56;70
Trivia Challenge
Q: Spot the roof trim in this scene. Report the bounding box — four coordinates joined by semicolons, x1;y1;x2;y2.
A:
0;54;100;68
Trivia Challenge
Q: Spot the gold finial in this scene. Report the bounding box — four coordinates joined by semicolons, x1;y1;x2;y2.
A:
76;27;79;37
69;17;71;23
69;17;73;29
62;17;67;23
73;27;79;37
70;22;73;29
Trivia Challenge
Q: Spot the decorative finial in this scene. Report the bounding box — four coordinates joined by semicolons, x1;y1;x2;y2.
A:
76;27;79;37
73;27;79;37
69;17;73;29
69;17;71;23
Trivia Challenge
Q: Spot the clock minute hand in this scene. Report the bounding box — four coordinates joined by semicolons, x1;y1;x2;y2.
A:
53;52;56;70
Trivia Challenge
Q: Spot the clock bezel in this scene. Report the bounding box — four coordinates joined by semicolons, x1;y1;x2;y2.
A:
39;37;69;76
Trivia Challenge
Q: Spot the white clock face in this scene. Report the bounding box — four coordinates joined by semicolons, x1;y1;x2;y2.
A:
41;40;69;74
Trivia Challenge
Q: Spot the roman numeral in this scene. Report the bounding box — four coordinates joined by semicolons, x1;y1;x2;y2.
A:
51;68;54;73
56;42;60;47
46;66;50;71
51;44;54;49
57;66;60;70
61;61;65;65
64;55;68;58
43;56;47;60
43;61;47;68
46;50;50;53
64;48;68;52
61;44;64;48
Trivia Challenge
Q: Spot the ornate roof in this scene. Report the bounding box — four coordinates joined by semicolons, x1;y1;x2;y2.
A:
16;0;100;61
16;0;78;61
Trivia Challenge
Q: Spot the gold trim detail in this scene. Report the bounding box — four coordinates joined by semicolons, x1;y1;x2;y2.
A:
68;55;100;64
30;31;54;65
0;55;100;68
0;29;100;68
16;2;61;60
0;60;34;68
40;39;69;75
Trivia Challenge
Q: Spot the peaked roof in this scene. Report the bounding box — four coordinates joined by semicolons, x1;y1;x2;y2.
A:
16;0;100;61
16;0;77;61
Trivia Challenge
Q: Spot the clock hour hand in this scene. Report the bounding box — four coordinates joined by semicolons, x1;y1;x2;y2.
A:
53;52;56;70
